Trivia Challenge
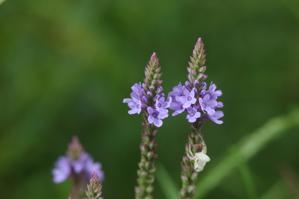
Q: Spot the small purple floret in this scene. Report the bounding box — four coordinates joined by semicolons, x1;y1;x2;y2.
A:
209;110;224;124
147;94;170;127
186;106;201;123
168;84;186;116
199;83;224;123
123;83;147;115
175;88;197;109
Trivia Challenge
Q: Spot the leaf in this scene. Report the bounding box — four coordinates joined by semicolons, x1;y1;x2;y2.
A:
238;163;257;199
194;108;299;198
260;181;289;199
156;164;179;199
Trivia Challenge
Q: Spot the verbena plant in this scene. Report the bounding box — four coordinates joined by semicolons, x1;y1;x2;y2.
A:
52;38;224;199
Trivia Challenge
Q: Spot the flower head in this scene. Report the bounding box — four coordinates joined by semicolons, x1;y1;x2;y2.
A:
169;38;223;124
52;137;104;184
169;81;223;124
123;53;170;127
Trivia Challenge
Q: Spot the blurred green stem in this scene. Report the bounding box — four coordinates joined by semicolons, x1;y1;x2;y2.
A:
135;114;157;199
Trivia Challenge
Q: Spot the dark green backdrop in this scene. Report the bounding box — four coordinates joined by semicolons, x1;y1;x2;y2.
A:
0;0;299;198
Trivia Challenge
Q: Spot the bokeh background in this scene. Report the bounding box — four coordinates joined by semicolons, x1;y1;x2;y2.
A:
0;0;299;198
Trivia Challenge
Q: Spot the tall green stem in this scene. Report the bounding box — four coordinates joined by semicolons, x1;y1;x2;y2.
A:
179;124;205;199
135;114;157;199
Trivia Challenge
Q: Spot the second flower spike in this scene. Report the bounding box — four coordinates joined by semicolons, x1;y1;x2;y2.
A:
169;38;224;124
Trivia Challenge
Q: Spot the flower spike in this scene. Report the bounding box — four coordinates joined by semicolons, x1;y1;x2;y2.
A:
168;38;224;199
123;52;169;199
123;52;170;127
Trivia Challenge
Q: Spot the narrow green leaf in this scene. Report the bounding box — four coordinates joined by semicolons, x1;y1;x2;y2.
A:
260;181;289;199
238;163;257;199
157;164;179;199
194;108;299;198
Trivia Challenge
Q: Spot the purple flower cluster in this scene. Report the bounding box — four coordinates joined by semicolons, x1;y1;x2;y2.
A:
53;153;104;184
169;81;223;124
123;83;147;115
123;83;171;127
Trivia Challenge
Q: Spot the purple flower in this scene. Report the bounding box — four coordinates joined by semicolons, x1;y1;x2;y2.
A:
169;81;223;124
123;83;147;115
169;83;186;116
155;94;171;110
52;152;104;184
85;158;105;181
145;94;170;127
124;83;170;127
209;110;224;124
175;88;197;109
53;157;71;183
147;106;168;127
169;82;197;116
72;153;89;173
199;83;223;124
186;106;201;123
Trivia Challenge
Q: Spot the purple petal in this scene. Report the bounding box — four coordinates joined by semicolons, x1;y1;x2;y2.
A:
52;157;71;183
209;111;224;124
73;153;90;173
85;160;104;181
148;115;155;124
154;119;163;127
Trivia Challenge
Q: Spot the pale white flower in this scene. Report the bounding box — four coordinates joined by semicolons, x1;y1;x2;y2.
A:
187;147;210;172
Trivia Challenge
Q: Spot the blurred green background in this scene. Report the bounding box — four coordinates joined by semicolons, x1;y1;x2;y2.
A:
1;0;299;198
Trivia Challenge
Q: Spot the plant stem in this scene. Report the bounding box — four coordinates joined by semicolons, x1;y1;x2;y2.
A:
135;114;158;199
70;174;86;199
179;123;205;199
